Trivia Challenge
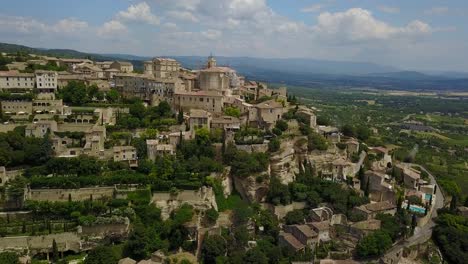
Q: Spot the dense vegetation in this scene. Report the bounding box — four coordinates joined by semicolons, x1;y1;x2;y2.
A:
433;210;468;263
0;127;52;167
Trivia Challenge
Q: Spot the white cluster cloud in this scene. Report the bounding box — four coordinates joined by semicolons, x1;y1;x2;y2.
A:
1;0;457;69
117;2;160;25
97;20;127;37
0;15;88;34
313;8;431;43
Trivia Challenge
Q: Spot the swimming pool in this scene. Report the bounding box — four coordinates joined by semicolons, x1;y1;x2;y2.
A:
425;194;432;201
410;205;426;214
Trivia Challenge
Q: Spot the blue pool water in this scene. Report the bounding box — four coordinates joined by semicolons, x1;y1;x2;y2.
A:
410;205;426;214
425;194;432;200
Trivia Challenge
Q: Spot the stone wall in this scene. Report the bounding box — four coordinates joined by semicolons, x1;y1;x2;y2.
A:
235;143;268;153
262;202;307;219
0;166;23;186
151;187;218;220
0;124;22;133
80;221;130;237
27;187;115;202
0;232;82;254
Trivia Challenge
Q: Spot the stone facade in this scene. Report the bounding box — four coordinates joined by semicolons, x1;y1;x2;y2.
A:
27;186;115;202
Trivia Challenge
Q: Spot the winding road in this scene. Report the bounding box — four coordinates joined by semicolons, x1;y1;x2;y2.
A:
384;163;445;257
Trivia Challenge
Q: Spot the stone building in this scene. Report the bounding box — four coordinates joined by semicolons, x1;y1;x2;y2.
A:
250;99;285;129
113;146;138;167
72;63;104;79
114;73;176;103
198;56;239;94
211;116;241;131
110;61;134;73
0;70;35;92
144;58;180;79
35;70;58;99
1;100;33;115
308;221;331;242
147;139;175;161
25;120;58;138
353;201;397;220
173;90;224;113
189;109;212;131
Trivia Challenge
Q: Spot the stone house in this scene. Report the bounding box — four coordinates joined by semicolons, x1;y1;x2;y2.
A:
114;73;176;103
284;224;318;248
1;100;33;115
174;90;224;113
113;146;138;167
35;70;58;95
32;99;64;114
278;232;306;252
345;138;359;155
308;207;334;222
308;221;331;242
353;201;397;220
110;61;134;73
251;99;285;129
404;168;421;189
211;116;241;131
72;63;104;79
147;139;175;161
0;70;35;92
144;58;180;79
189;109;212;131
25;120;58;138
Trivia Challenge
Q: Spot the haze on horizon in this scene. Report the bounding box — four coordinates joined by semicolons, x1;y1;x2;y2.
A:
1;0;467;72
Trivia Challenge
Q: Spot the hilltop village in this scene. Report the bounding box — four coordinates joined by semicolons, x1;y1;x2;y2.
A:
0;53;444;264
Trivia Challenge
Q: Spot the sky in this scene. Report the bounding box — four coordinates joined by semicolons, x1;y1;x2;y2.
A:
1;0;467;71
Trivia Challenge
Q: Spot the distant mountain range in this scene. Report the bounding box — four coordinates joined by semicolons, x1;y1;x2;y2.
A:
1;42;467;91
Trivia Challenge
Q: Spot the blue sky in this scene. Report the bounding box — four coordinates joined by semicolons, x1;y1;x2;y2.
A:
1;0;467;71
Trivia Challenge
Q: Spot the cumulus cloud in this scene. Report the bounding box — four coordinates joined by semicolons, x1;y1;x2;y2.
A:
0;15;88;34
301;4;324;13
313;8;432;43
117;2;160;25
52;18;88;33
378;6;400;14
97;20;127;37
166;10;199;23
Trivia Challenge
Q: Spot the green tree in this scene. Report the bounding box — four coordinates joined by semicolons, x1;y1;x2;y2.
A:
60;81;89;105
0;252;19;264
202;234;227;264
284;209;305;225
308;132;328;151
52;239;59;262
275;120;288;132
177;110;184;124
129;101;146;119
243;248;268;264
205;208;219;224
224;106;241;118
268;138;280;152
341;124;355;137
106;89;120;103
356;230;392;258
84;246;118;264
